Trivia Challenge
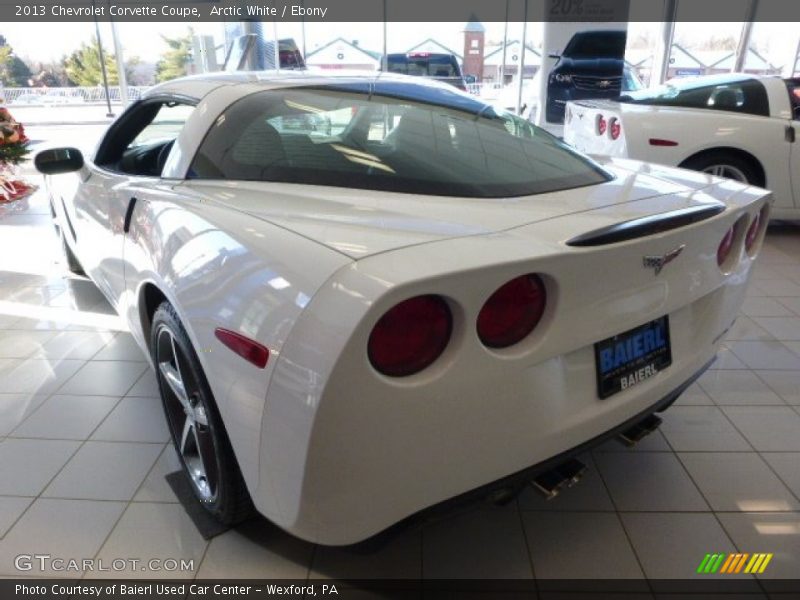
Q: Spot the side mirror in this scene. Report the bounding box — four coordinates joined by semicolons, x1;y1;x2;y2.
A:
34;147;84;175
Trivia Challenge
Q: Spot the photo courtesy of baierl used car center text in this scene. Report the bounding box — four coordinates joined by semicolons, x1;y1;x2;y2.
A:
1;0;800;598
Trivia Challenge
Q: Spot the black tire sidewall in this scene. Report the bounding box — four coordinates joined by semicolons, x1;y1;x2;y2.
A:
150;302;243;523
684;152;760;186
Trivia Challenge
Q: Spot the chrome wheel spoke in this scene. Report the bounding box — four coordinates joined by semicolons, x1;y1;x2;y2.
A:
704;164;747;183
179;416;194;455
194;426;218;496
159;360;190;408
156;324;218;502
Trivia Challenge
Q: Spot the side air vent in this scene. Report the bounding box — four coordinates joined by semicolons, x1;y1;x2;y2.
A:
566;203;726;247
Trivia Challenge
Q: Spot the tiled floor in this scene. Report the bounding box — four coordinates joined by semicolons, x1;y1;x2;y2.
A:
1;182;800;591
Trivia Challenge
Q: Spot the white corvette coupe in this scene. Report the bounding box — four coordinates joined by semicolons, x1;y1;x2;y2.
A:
564;74;799;220
35;72;769;545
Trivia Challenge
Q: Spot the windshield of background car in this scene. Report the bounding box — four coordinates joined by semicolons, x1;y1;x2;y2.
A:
562;31;626;60
619;77;769;116
188;82;611;198
386;55;461;77
624;69;644;91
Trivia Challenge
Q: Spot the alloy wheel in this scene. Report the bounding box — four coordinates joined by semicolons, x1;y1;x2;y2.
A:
703;164;748;183
156;325;218;501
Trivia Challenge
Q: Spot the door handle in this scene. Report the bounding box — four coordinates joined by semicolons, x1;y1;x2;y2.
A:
786;126;796;143
123;197;137;234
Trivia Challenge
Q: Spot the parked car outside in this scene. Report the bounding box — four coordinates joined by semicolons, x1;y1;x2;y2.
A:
384;52;467;91
493;65;642;120
546;30;631;124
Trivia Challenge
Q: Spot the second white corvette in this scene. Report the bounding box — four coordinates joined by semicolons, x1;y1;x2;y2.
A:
35;72;769;544
564;74;799;219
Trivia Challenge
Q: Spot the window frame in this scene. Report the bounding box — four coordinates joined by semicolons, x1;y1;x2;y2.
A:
93;93;198;177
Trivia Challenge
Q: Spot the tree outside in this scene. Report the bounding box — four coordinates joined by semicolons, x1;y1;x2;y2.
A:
155;30;193;82
64;39;123;86
0;35;33;86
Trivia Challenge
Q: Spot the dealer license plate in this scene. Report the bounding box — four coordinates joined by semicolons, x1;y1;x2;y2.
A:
594;316;672;399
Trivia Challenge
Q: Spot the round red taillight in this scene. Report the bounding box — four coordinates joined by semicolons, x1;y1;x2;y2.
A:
477;275;547;349
717;226;736;267
368;295;452;377
610;118;621;140
597;115;607;136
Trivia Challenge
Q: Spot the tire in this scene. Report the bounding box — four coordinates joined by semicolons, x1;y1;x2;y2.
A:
61;233;85;276
150;301;255;525
681;151;762;186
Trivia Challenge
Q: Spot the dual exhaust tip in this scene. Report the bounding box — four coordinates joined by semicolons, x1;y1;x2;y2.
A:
490;413;664;505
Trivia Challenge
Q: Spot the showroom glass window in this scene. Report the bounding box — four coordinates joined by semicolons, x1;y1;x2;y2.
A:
619;77;769;117
188;83;610;197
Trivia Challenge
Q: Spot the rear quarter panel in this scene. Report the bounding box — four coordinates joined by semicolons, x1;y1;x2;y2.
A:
120;183;351;497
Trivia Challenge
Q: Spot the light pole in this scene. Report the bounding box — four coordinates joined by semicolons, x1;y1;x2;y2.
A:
516;0;528;116
108;12;128;107
500;0;509;84
733;0;758;73
92;0;114;118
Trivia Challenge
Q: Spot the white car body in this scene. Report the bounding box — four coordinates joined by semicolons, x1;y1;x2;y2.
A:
564;74;800;220
40;72;769;545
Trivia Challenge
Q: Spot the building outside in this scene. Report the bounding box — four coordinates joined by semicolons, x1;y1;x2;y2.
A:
305;37;381;71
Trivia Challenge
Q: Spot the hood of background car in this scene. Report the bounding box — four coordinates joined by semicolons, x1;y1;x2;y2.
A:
177;160;730;259
554;57;624;76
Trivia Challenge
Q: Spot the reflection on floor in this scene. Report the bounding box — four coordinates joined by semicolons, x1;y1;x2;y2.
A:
1;189;799;588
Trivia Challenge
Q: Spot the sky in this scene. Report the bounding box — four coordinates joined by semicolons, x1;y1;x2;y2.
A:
3;20;798;75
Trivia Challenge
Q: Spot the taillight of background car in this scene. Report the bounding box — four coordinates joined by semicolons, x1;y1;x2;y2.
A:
597;115;607;136
368;295;452;377
477;275;547;349
609;117;621;140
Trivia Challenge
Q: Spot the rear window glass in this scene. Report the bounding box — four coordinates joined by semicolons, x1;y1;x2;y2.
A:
188;84;610;198
620;78;769;117
386;54;461;78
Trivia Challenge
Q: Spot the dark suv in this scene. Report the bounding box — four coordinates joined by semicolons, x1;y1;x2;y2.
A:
546;30;632;124
384;52;467;91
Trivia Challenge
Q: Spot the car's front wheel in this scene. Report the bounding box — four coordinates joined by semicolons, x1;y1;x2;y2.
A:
151;302;254;525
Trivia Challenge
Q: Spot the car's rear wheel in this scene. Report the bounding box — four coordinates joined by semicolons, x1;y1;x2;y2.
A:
151;302;254;525
681;151;762;186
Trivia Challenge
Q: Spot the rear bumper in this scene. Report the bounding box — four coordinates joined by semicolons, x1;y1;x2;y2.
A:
393;354;713;530
257;277;746;545
253;182;766;545
547;86;621;124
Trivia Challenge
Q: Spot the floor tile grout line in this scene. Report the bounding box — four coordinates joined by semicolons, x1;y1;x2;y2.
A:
587;448;652;586
0;387;134;544
713;398;800;506
655;419;765;591
514;498;540;587
698;369;792;408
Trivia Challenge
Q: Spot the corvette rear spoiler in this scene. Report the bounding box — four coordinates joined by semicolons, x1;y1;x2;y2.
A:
566;202;726;247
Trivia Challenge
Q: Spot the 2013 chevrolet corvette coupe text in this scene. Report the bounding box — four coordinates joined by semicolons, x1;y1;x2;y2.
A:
35;72;769;545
